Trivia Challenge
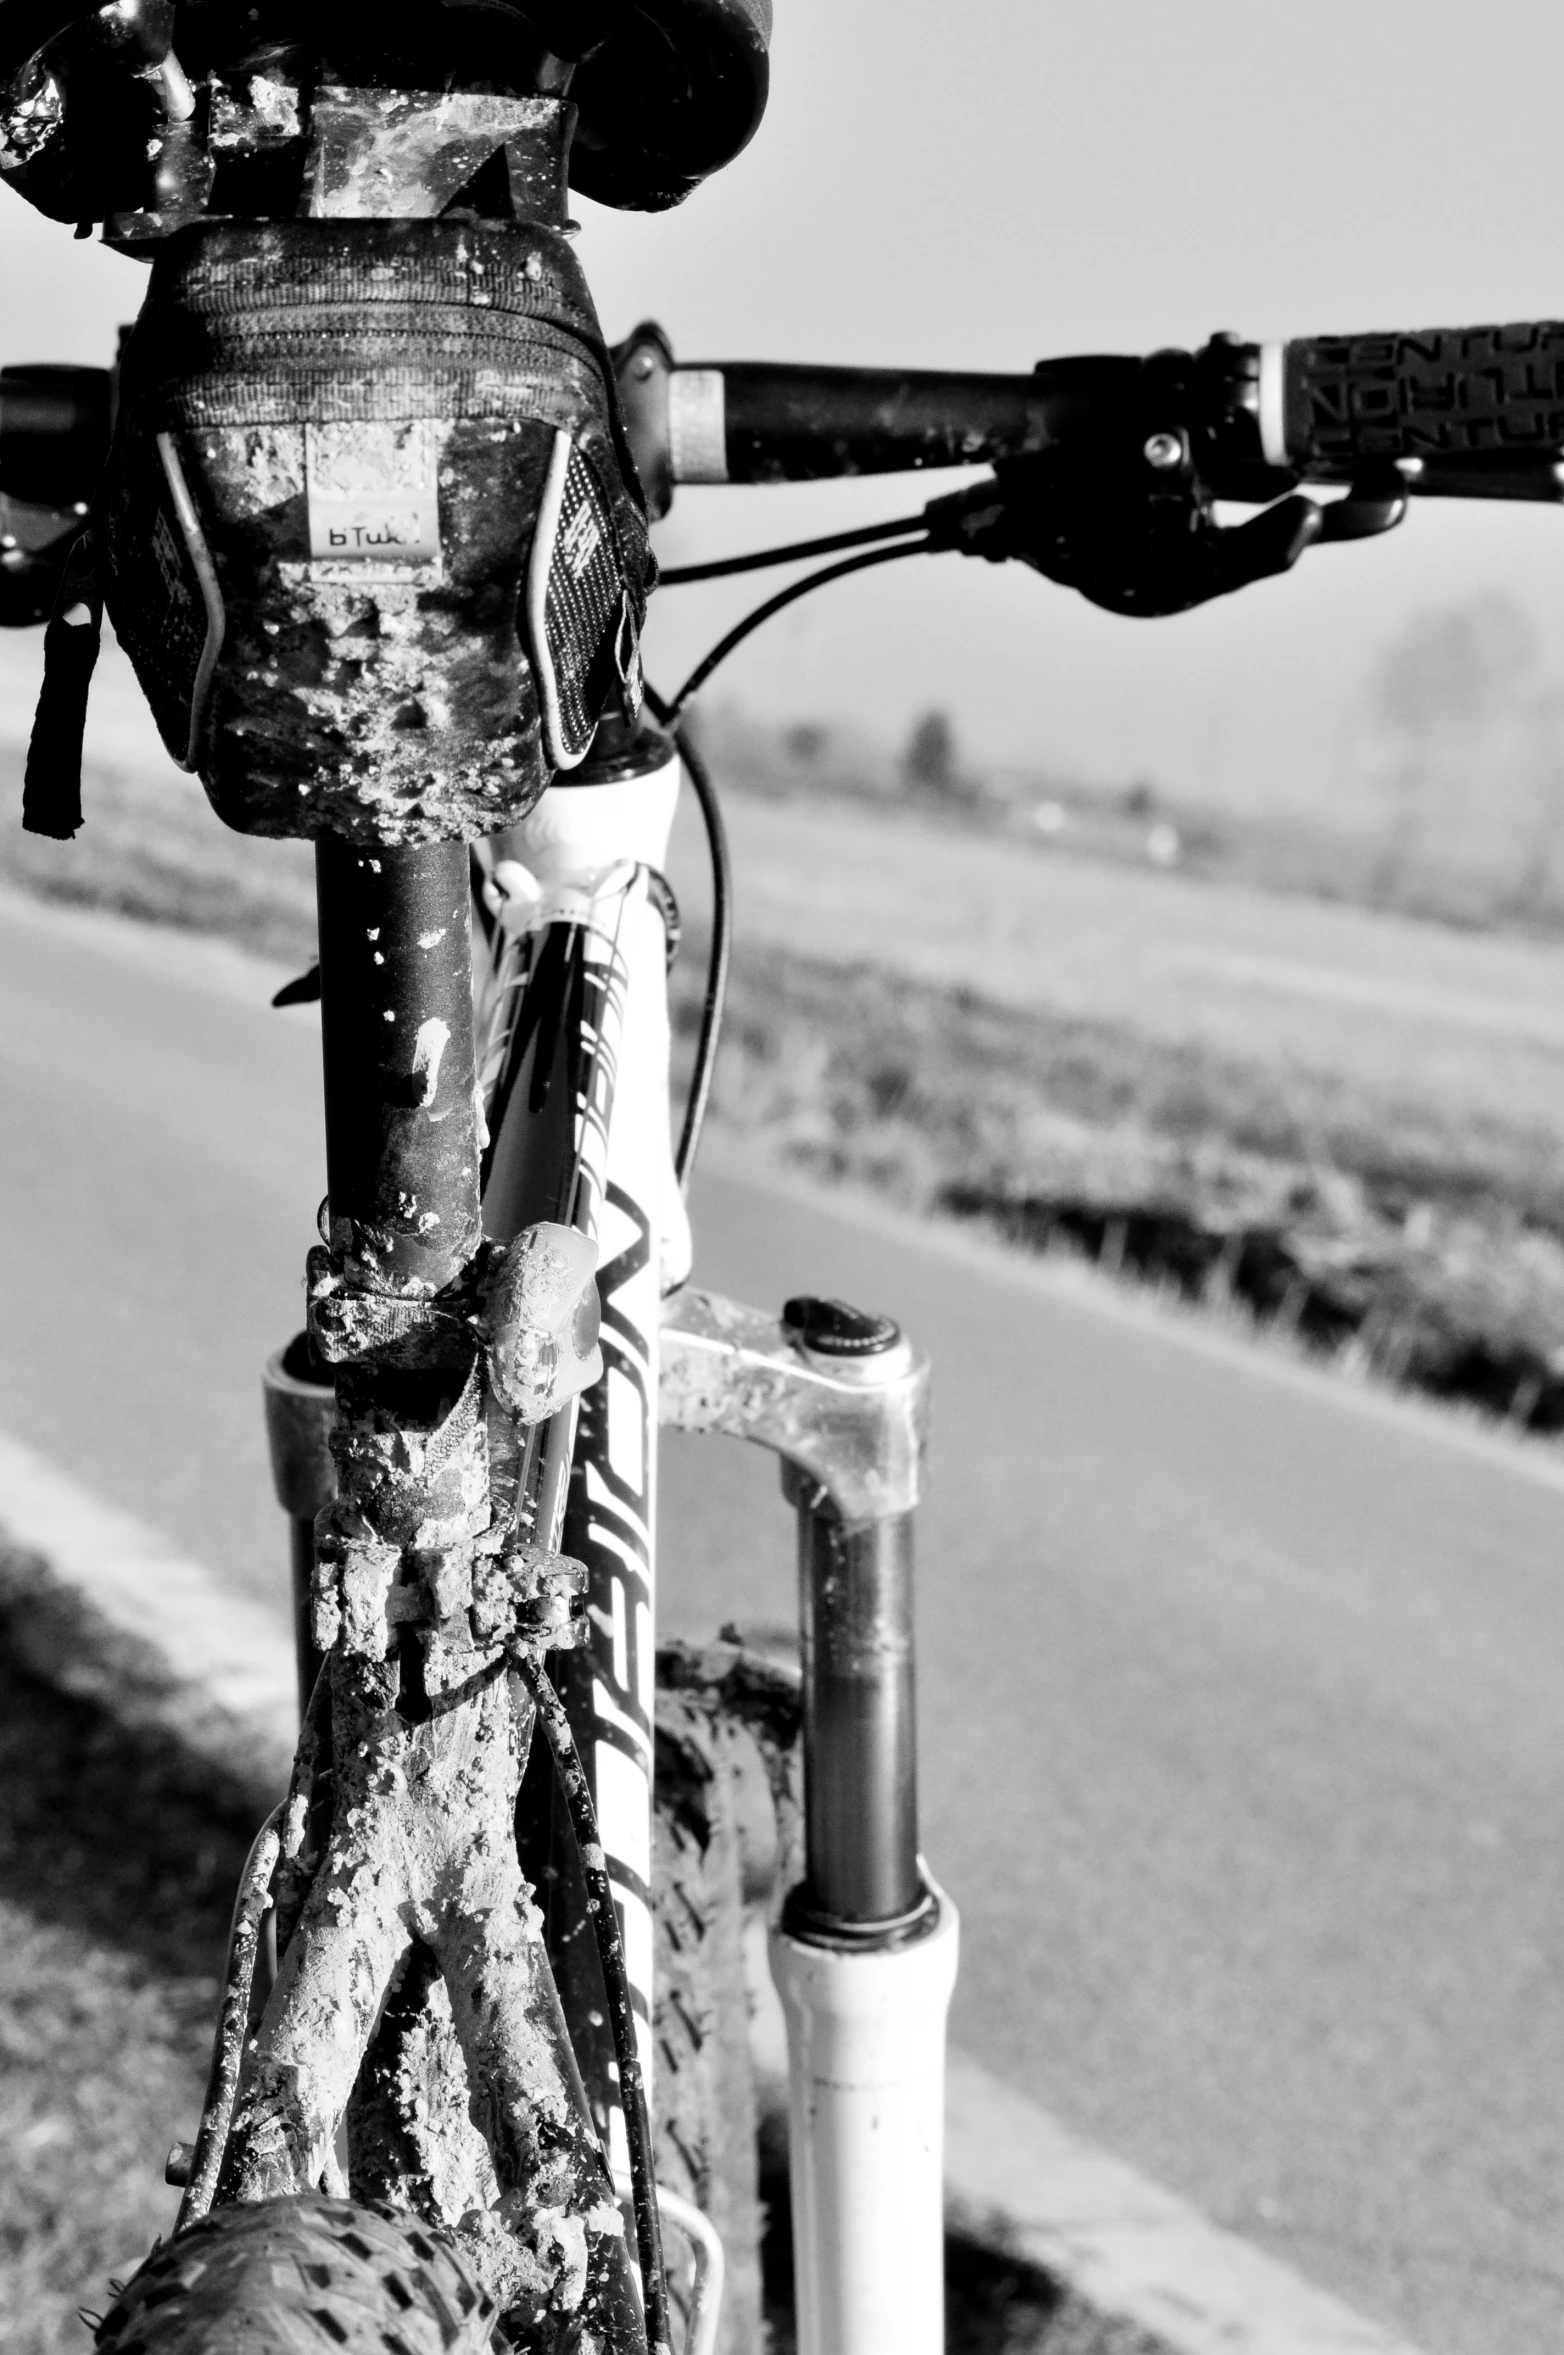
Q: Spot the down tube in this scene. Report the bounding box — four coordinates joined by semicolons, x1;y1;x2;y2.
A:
566;937;667;2165
499;758;687;2165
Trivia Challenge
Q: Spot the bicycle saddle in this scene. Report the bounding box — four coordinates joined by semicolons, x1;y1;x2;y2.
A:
0;0;771;222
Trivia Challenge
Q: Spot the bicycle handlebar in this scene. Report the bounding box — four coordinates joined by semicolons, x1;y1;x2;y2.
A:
616;321;1564;507
0;324;1554;518
0;319;1556;636
666;358;1133;482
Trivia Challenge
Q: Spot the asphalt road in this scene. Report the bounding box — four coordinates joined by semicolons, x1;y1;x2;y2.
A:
1;890;1561;2355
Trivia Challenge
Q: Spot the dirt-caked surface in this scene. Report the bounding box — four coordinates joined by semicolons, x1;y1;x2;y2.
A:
0;1624;1061;2353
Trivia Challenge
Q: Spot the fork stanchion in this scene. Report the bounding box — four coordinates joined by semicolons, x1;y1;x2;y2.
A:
789;1501;922;1927
769;1302;959;2355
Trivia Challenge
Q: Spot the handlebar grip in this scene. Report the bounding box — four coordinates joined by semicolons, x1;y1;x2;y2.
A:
1268;325;1564;476
660;358;1133;485
699;364;1065;481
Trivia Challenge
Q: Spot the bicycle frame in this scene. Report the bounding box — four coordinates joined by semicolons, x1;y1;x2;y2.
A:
256;724;958;2355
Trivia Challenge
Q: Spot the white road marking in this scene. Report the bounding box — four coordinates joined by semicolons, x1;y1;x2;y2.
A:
946;2048;1427;2354
0;1424;295;1795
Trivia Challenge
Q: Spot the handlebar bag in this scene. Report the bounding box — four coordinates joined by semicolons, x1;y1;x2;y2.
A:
101;216;651;844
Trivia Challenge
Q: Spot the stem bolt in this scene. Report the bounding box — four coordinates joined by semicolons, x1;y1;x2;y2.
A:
1143;431;1185;471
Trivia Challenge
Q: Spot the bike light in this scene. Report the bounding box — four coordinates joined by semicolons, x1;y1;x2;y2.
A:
485;1221;603;1423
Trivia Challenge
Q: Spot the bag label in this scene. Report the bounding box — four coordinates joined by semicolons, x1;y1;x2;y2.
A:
305;421;440;572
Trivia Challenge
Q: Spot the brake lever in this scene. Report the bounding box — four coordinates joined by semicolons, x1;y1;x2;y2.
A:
923;448;1405;617
1312;470;1408;543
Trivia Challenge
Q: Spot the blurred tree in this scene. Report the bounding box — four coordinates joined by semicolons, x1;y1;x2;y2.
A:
1374;595;1535;737
1368;594;1543;912
1512;682;1564;919
903;708;959;798
784;721;827;764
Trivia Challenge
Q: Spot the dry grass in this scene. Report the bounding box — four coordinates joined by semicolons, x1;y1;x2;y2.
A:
0;757;316;966
0;1914;210;2353
661;786;1564;1422
0;1627;257;2353
670;939;1564;1414
694;787;1564;1223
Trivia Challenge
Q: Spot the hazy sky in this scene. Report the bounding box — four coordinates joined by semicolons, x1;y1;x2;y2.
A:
5;0;1564;810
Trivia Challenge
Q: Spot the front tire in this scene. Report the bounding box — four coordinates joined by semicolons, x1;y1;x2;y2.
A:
652;1641;802;2355
652;1697;763;2355
94;2194;498;2355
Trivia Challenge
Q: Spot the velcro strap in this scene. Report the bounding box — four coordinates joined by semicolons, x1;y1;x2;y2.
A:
309;1286;452;1359
23;531;102;841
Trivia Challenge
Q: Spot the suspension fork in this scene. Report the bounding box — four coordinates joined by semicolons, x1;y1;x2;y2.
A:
661;1290;959;2355
241;838;646;2349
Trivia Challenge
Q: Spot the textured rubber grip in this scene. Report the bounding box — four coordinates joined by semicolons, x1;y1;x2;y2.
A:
1283;324;1564;468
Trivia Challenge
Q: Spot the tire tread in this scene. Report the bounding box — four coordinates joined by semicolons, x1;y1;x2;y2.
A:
93;2197;497;2355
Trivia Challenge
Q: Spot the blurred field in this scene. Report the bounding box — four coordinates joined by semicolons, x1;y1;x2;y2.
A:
3;629;1563;1421
705;788;1564;1232
0;634;316;962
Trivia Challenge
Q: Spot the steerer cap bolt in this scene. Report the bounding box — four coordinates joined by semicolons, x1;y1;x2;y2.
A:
1143;430;1185;471
782;1295;902;1357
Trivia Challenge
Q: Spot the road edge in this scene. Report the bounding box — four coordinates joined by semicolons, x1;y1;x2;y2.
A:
0;1431;1428;2355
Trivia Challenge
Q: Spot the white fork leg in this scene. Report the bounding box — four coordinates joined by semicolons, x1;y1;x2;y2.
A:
771;1889;959;2355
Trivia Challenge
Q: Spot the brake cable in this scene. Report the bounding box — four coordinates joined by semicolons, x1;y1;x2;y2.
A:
659;539;930;726
657;511;928;585
649;532;931;1186
645;682;731;1192
518;1660;673;2355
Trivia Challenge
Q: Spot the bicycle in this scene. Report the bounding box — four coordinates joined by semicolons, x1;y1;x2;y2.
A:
0;3;1557;2350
